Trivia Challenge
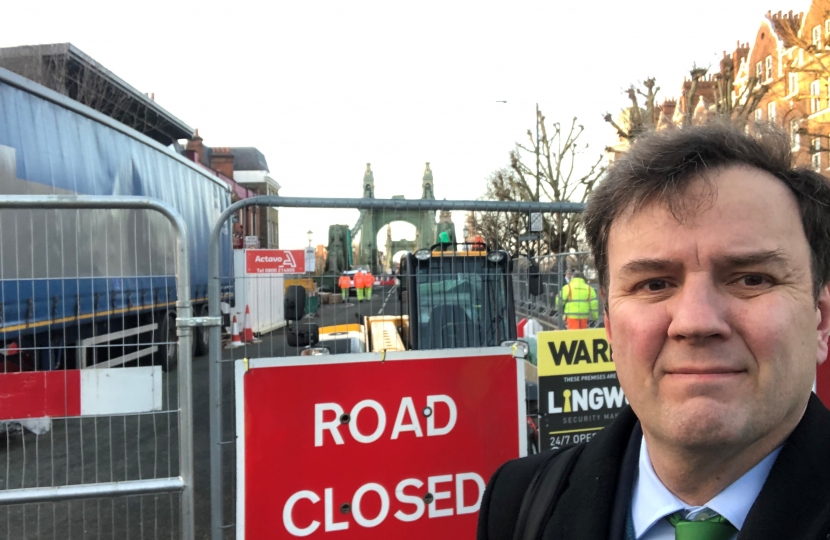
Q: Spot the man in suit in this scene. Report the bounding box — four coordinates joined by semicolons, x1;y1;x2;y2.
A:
478;123;830;540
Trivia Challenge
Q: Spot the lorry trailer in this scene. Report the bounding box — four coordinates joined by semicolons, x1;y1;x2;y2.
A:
0;66;233;372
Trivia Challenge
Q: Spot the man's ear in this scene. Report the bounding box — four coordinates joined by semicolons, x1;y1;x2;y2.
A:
816;285;830;367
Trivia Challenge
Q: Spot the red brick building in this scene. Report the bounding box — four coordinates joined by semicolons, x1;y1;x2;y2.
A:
610;1;830;170
717;2;830;169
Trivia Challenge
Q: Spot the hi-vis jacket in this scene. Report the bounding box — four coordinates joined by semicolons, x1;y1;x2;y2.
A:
338;275;352;289
558;277;598;320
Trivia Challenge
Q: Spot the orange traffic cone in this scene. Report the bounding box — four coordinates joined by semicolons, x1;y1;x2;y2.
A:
243;305;255;342
226;316;243;348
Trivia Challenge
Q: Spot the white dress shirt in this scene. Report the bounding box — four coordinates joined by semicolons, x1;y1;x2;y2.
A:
631;437;782;540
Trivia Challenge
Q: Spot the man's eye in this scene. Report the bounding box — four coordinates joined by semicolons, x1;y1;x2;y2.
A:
739;274;770;287
643;280;668;292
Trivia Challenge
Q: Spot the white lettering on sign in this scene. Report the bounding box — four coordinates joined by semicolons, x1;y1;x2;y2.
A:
428;475;453;518
349;400;386;443
314;395;458;446
314;403;345;446
283;490;320;537
324;488;348;531
394;479;425;522
281;472;486;536
456;473;486;515
426;395;457;436
391;397;422;439
547;386;627;415
352;483;390;528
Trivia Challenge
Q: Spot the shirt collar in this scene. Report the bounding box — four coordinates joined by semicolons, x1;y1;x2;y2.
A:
631;436;781;538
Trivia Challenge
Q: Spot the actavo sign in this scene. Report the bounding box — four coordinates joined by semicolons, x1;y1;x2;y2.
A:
245;249;305;274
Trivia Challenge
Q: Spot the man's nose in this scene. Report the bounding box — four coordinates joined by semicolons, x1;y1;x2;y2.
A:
667;274;731;342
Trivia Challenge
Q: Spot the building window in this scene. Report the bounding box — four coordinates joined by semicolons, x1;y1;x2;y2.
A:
768;101;776;123
789;72;799;95
756;61;763;80
755;108;763;122
764;56;773;81
826;19;830;35
813;80;823;111
813;138;822;171
814;25;823;48
791;119;801;148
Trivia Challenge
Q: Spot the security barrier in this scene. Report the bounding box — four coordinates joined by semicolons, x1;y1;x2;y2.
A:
206;196;585;539
0;196;195;540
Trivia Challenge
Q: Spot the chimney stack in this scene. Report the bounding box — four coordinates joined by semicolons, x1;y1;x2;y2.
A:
210;147;235;180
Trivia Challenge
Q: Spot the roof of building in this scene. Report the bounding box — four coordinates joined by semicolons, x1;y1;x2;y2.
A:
230;147;269;171
0;43;194;145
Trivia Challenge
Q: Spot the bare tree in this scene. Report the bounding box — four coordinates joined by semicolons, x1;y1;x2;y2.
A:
604;78;660;140
606;63;768;142
474;112;605;257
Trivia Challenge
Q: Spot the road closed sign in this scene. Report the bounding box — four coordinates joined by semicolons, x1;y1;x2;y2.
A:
537;329;627;451
246;249;306;274
235;349;525;539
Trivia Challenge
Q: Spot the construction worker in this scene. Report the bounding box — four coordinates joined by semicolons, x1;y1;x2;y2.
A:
364;270;374;301
558;270;598;330
338;272;351;301
354;271;365;302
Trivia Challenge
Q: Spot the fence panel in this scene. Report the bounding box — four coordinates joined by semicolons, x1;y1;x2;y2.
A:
513;251;603;331
0;196;194;540
206;196;590;539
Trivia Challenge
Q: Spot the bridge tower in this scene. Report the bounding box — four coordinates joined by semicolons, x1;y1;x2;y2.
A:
352;163;445;274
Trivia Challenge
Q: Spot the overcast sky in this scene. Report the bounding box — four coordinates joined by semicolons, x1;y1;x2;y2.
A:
2;0;805;252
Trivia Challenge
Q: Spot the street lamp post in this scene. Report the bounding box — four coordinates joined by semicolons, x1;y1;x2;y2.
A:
535;103;541;202
307;230;313;247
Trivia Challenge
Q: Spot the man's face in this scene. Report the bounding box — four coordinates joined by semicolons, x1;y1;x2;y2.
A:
605;166;830;450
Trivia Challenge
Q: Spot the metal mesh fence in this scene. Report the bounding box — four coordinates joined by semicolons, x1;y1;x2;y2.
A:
206;197;587;538
512;251;603;330
0;197;193;540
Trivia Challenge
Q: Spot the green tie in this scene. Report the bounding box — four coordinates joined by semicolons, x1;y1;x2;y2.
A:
667;511;737;540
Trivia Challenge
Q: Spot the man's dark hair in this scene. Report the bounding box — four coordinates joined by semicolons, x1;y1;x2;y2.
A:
572;271;585;280
584;122;830;300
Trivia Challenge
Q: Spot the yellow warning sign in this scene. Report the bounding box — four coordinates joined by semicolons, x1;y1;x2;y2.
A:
537;329;614;377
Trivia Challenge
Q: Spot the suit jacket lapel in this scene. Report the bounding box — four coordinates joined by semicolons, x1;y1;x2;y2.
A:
739;394;830;539
543;407;639;540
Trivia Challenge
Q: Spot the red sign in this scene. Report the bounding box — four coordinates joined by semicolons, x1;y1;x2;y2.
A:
818;347;830;408
245;249;305;274
236;349;525;539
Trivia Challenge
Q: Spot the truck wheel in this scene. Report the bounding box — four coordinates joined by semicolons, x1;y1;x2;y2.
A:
153;312;178;372
194;304;210;358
